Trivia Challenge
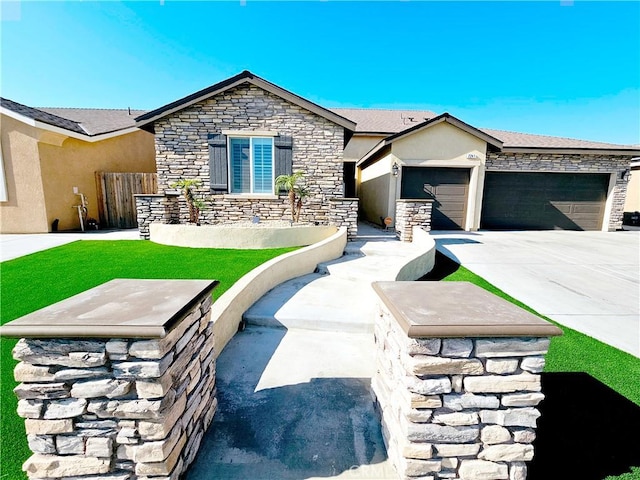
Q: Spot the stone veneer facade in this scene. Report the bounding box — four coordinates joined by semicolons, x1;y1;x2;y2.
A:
152;84;345;226
395;200;434;242
12;285;216;480
372;283;560;480
328;197;359;241
486;152;631;230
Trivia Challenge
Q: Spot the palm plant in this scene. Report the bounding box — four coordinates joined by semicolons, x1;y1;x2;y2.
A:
171;178;203;224
275;171;306;222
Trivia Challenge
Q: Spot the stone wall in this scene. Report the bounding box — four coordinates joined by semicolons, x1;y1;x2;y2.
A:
396;200;434;242
328;197;359;240
134;194;180;240
486;152;631;230
153;83;345;225
372;282;561;480
12;288;216;480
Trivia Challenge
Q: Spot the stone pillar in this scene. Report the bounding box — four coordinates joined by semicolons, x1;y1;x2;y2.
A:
329;197;359;241
371;281;562;480
1;279;219;480
134;194;180;240
395;199;434;242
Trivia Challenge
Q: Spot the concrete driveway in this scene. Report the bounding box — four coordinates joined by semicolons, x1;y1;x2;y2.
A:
430;230;640;358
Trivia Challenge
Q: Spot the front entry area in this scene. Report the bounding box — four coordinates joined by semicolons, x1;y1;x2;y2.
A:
401;167;470;230
481;172;610;231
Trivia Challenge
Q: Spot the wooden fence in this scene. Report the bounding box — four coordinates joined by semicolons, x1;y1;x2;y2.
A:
95;172;158;228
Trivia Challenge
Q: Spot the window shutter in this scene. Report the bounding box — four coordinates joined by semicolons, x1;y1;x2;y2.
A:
208;133;228;193
274;135;293;193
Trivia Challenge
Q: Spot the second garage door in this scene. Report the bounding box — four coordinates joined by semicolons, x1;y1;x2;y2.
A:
401;167;470;230
481;172;610;231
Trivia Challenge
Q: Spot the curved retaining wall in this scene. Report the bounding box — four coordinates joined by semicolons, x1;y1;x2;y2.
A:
395;226;437;281
150;223;338;249
212;227;348;355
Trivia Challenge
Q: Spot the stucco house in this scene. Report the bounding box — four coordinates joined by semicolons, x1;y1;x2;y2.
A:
0;98;155;233
350;111;638;232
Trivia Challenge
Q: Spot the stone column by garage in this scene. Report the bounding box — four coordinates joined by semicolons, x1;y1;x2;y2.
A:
371;282;563;480
0;279;219;480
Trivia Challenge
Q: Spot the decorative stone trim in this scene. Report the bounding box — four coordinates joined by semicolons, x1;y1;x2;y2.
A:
328;197;359;241
371;281;562;480
3;279;218;480
396;199;434;242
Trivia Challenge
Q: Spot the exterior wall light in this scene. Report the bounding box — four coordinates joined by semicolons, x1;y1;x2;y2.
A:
392;162;400;177
620;169;631;181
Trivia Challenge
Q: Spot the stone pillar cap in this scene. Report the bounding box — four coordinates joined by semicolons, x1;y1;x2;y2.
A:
0;279;218;339
372;281;563;338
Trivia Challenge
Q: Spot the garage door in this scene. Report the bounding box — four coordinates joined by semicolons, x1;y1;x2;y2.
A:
401;167;470;230
481;172;609;230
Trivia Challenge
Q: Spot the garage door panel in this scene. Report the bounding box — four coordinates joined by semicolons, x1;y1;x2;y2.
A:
572;204;602;214
481;172;608;231
436;185;467;196
401;167;470;230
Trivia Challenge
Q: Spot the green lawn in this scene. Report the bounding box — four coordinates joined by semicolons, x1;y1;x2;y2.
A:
0;240;296;479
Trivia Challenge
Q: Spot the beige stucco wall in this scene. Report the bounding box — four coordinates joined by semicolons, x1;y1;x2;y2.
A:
1;115;155;233
150;223;338;249
359;155;393;225
38;130;155;231
0;115;49;233
392;122;486;163
624;165;640;212
343;134;386;162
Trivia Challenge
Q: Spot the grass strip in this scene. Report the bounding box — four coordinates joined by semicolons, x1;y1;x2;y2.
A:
437;260;640;407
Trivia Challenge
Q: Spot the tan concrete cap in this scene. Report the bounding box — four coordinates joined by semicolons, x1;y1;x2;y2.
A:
0;279;218;339
372;281;563;338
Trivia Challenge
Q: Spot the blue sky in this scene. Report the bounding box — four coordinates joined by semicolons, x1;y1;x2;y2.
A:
1;1;639;145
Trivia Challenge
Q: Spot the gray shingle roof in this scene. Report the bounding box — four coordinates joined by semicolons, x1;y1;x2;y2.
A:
1;97;87;135
333;107;637;151
479;127;636;150
1;97;146;136
37;107;146;136
330;108;436;134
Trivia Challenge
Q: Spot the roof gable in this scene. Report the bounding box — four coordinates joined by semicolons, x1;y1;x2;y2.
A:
357;113;503;167
134;71;356;131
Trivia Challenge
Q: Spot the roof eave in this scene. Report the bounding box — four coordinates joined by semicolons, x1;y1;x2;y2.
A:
1;107;140;142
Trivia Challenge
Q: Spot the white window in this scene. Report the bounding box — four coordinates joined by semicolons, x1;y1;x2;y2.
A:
229;137;274;194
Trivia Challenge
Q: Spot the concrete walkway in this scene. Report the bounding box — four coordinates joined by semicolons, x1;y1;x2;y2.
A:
186;223;423;480
0;229;140;262
431;230;640;358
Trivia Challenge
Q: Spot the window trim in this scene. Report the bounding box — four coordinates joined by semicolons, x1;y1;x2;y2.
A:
227;135;275;195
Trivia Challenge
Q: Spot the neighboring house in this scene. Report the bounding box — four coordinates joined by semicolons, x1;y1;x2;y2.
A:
352;112;639;232
133;71;356;231
0;98;155;233
624;159;640;213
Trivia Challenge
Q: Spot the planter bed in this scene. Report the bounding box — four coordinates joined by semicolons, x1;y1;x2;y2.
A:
150;221;338;249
